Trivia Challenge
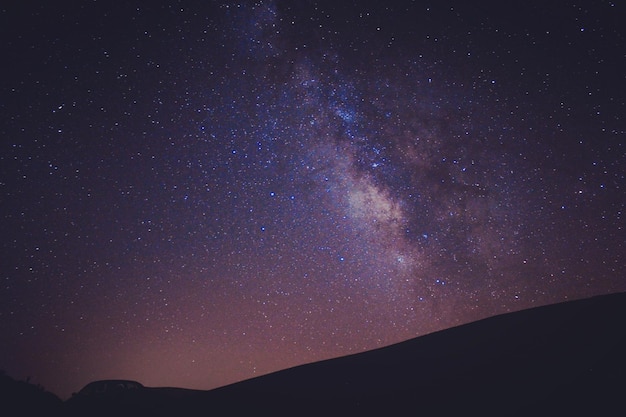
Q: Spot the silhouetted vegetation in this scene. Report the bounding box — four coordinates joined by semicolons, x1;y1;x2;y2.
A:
0;371;63;416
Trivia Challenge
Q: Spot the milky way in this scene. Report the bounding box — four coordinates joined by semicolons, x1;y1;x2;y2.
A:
1;1;624;399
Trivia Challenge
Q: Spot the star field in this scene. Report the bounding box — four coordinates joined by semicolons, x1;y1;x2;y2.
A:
1;1;624;399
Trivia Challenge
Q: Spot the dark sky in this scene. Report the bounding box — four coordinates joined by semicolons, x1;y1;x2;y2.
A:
1;0;624;399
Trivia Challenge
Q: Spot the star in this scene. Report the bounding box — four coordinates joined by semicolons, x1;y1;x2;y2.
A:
0;0;623;400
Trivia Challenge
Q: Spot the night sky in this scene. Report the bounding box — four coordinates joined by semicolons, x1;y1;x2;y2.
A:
1;0;624;399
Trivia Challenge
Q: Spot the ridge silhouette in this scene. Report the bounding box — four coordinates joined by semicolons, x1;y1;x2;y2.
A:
191;291;626;416
6;291;626;416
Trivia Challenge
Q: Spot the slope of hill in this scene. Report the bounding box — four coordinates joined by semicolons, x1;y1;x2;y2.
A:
8;292;624;416
188;291;626;416
0;372;63;416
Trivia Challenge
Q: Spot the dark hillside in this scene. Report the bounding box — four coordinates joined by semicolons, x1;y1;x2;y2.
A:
190;291;626;416
0;372;63;417
7;292;624;416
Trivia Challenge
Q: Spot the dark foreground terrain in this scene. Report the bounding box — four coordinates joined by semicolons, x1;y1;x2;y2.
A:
4;291;626;416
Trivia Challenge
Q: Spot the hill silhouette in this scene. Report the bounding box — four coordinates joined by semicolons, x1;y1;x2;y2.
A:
0;372;63;416
5;292;625;416
190;291;626;416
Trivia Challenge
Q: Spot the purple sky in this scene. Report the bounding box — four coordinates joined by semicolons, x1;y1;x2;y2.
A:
1;0;624;399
